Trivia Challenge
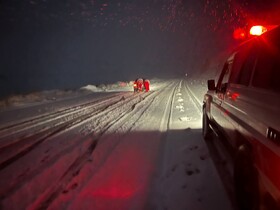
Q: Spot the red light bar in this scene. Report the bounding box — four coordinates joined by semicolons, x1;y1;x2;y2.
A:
250;25;267;36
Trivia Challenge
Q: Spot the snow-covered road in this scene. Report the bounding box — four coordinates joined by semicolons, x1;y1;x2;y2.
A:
0;79;233;210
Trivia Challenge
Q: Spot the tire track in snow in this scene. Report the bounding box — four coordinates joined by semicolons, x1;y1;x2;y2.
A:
0;93;122;132
0;92;149;171
157;80;182;175
28;81;176;210
0;92;157;209
0;93;130;143
111;81;177;134
0;81;175;209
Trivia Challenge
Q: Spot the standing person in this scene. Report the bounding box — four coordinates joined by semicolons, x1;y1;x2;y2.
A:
137;78;143;92
133;79;138;92
144;79;150;92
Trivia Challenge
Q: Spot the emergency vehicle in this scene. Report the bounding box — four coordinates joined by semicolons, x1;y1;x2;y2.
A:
202;25;280;210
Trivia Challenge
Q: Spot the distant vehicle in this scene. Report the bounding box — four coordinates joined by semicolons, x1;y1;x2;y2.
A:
202;25;280;210
133;78;150;92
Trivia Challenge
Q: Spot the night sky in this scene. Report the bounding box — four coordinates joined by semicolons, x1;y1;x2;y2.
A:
0;0;280;97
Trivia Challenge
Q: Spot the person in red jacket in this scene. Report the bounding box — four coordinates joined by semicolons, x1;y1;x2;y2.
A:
143;79;150;92
133;78;144;92
137;78;143;92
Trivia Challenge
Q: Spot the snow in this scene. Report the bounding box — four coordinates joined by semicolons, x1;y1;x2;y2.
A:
0;82;128;110
80;85;103;92
0;78;234;210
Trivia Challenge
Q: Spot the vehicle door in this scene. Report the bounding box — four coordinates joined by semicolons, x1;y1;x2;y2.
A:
222;43;258;146
249;36;280;199
210;60;232;129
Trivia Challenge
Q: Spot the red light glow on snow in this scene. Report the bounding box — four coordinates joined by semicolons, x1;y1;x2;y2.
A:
69;138;157;210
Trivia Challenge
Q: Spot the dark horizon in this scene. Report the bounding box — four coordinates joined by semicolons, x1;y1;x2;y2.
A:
1;0;279;98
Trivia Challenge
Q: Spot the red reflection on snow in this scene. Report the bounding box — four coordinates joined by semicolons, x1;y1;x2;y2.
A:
88;171;141;199
72;137;157;210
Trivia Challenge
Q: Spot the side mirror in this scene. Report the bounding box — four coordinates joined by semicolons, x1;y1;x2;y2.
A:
207;79;216;91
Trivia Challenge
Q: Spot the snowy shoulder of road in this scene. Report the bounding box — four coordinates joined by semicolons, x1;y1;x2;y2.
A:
0;79;164;110
0;79;163;126
146;79;232;210
0;81;129;110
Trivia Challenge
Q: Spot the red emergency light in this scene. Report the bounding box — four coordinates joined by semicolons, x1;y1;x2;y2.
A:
233;28;246;39
234;24;278;40
249;25;267;36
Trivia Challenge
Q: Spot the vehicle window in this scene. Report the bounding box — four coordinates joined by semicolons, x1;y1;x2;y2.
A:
222;62;232;84
216;62;230;92
215;61;233;93
252;43;280;93
237;49;258;86
229;52;244;84
229;43;255;85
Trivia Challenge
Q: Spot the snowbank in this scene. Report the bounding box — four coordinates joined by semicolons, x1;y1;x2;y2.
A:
0;80;140;110
80;85;102;92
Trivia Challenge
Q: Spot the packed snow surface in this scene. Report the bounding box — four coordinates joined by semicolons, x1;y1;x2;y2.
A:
0;78;233;210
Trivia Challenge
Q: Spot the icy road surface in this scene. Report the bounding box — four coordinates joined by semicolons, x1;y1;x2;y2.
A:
0;79;233;210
